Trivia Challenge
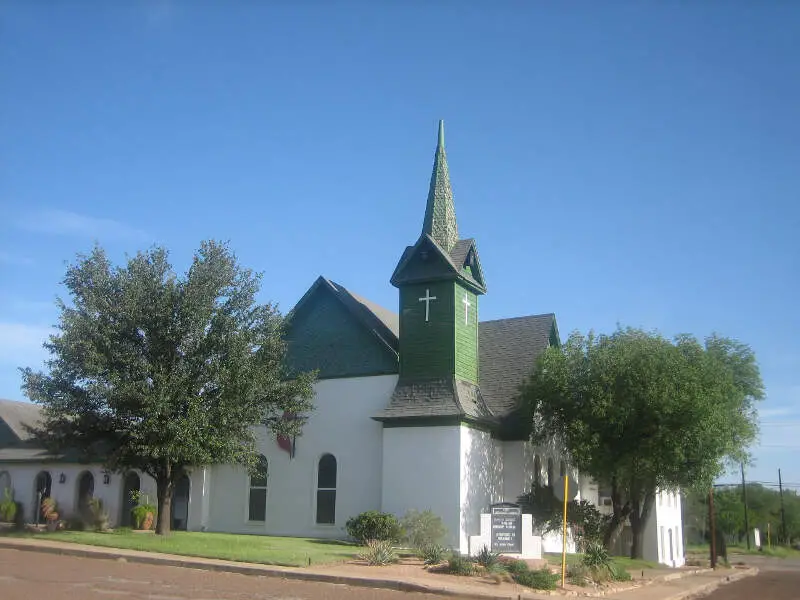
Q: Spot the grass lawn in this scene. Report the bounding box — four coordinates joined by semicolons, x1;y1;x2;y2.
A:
688;542;800;559
0;529;358;567
543;552;660;572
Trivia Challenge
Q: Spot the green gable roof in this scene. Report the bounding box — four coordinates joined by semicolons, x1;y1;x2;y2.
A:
284;277;399;379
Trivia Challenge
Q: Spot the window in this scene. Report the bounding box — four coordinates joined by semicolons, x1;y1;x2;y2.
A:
533;455;541;486
559;460;566;478
547;458;554;488
248;455;268;522
316;454;337;525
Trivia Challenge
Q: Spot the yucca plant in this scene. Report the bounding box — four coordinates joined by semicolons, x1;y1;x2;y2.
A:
358;539;398;566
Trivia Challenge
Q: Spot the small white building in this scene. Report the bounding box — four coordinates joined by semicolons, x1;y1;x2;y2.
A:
0;122;683;566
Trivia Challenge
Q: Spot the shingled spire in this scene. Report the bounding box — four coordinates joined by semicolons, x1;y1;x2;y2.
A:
422;120;459;252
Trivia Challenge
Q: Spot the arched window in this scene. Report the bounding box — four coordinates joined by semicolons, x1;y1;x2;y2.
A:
248;455;268;522
547;458;554;488
316;454;337;525
533;455;541;487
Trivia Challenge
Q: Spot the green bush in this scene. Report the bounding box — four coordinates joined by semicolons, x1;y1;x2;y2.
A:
358;539;398;566
513;567;559;590
582;542;612;569
445;552;475;576
416;543;447;565
132;504;157;529
0;488;17;522
82;497;110;531
475;545;501;569
401;509;447;548
346;511;402;545
501;557;530;575
608;562;631;582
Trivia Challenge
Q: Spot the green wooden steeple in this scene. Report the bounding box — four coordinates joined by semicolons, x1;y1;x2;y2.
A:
422;120;459;253
388;121;488;391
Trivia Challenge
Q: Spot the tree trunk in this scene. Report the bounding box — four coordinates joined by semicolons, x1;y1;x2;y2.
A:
155;469;174;536
603;476;630;553
629;491;654;559
603;512;626;551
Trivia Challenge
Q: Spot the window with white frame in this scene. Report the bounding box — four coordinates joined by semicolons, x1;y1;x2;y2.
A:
316;453;337;525
248;455;268;522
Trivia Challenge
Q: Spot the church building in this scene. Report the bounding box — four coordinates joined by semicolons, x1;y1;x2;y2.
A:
0;122;684;567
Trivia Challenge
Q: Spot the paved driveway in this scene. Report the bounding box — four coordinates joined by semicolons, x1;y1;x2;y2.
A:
0;548;445;600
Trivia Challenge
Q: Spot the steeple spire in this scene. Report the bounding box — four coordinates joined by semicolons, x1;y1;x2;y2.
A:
422;120;459;252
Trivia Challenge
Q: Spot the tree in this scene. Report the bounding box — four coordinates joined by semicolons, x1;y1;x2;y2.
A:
521;327;763;558
22;241;316;534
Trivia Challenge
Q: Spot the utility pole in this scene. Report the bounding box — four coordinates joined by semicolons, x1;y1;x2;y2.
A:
779;468;788;544
709;487;717;568
741;462;750;549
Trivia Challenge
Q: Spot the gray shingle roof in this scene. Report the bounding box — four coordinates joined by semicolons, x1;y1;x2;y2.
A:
0;399;43;443
478;314;556;416
373;377;494;422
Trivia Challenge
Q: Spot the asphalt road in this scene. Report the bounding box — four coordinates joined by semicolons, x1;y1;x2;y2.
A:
701;553;800;600
0;548;444;600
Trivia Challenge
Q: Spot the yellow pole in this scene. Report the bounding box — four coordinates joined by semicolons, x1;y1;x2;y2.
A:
561;474;569;587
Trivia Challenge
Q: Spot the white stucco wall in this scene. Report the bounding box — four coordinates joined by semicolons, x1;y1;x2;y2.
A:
206;374;396;539
649;490;685;567
501;441;536;503
382;424;462;548
459;426;503;553
0;462;157;527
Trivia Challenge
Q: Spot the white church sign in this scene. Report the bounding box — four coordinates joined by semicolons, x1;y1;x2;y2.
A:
469;502;542;559
491;503;522;553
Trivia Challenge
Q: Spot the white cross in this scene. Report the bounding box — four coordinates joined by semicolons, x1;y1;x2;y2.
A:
418;288;437;322
462;292;471;324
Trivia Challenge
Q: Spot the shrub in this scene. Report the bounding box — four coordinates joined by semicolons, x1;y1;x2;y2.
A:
132;504;157;530
475;545;501;569
513;567;559;590
608;562;631;582
346;511;402;545
445;552;475;576
500;557;529;575
0;488;17;522
417;543;447;565
82;498;110;531
358;539;398;566
567;563;590;586
401;509;447;548
582;542;612;570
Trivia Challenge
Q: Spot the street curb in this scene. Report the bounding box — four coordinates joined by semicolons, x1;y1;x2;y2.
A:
662;567;759;600
0;539;529;600
0;539;757;600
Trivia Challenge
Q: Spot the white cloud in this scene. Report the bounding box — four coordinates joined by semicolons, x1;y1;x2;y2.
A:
16;209;149;241
0;322;54;366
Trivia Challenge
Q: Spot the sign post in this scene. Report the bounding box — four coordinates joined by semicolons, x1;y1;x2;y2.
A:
490;503;522;554
561;476;568;587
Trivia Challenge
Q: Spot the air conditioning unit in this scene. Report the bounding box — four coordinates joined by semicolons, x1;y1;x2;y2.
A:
600;496;612;507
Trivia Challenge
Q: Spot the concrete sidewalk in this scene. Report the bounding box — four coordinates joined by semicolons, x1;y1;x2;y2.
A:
0;536;756;600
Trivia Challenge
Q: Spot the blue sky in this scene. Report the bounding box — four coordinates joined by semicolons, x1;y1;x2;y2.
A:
1;2;798;489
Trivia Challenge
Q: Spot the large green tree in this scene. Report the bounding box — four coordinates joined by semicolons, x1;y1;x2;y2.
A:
521;327;763;558
22;241;316;534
